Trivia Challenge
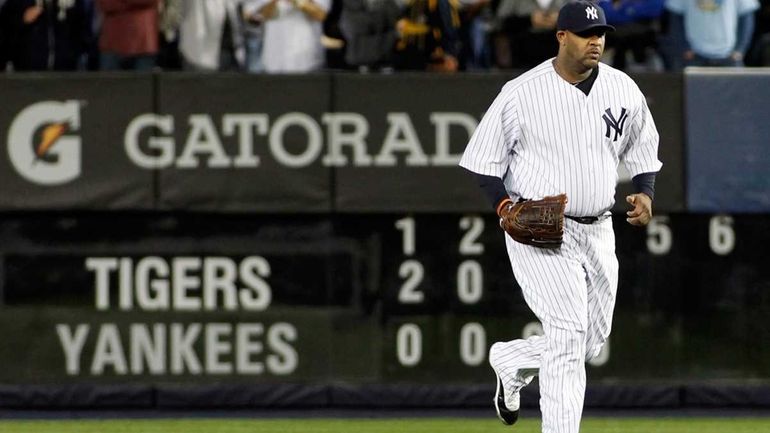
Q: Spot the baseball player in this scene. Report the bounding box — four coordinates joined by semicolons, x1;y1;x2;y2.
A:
459;1;662;432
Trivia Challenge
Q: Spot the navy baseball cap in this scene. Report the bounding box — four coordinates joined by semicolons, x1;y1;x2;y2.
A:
557;1;615;34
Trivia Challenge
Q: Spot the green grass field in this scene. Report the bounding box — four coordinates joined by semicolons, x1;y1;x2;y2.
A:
1;417;769;433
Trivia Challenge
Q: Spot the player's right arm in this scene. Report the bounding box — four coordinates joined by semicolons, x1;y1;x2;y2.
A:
459;85;520;212
470;171;513;215
459;85;518;178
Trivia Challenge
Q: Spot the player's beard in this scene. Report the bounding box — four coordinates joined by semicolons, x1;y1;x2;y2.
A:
582;48;602;69
583;57;600;70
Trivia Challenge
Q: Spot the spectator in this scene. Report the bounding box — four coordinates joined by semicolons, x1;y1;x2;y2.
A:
0;0;94;71
179;0;246;71
457;0;494;70
339;0;402;71
747;0;770;65
95;0;159;71
494;0;567;69
256;0;330;73
0;0;7;70
242;0;265;73
666;0;760;67
322;0;348;70
157;0;182;70
599;0;665;72
393;0;460;72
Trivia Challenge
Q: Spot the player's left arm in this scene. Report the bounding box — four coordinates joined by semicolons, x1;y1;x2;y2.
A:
620;86;663;227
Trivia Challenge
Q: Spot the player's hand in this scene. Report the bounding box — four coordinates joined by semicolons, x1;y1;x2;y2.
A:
625;193;652;226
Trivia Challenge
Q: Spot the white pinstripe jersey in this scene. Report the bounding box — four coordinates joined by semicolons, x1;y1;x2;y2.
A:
460;59;662;217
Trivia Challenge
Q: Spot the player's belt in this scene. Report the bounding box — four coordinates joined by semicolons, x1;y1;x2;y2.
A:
518;197;610;225
565;214;610;224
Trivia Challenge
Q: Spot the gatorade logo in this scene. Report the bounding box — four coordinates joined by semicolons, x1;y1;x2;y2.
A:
7;100;82;185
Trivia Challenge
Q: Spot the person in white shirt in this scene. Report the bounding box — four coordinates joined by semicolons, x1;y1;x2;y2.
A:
179;0;246;71
256;0;330;73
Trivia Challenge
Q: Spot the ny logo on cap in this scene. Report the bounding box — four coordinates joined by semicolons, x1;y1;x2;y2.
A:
586;6;598;20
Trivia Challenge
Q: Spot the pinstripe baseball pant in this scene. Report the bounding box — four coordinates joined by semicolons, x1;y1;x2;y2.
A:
490;218;618;433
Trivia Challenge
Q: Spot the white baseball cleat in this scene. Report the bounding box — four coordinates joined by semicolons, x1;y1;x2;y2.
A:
493;372;521;426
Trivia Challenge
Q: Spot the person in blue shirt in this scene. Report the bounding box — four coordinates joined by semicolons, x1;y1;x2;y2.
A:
666;0;759;67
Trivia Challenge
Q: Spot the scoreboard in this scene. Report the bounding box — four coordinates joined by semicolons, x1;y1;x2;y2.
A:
1;212;769;386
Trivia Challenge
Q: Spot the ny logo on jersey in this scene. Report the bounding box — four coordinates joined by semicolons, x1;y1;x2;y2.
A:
602;107;628;141
586;6;598;20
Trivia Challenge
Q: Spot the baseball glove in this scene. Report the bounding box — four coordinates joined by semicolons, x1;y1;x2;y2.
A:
498;194;567;249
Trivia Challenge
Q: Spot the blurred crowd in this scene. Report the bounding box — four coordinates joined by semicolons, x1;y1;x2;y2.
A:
0;0;769;74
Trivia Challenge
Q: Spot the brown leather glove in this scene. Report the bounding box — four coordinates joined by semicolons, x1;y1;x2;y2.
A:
498;194;567;249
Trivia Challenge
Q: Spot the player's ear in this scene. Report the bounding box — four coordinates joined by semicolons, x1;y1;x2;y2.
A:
555;30;566;45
